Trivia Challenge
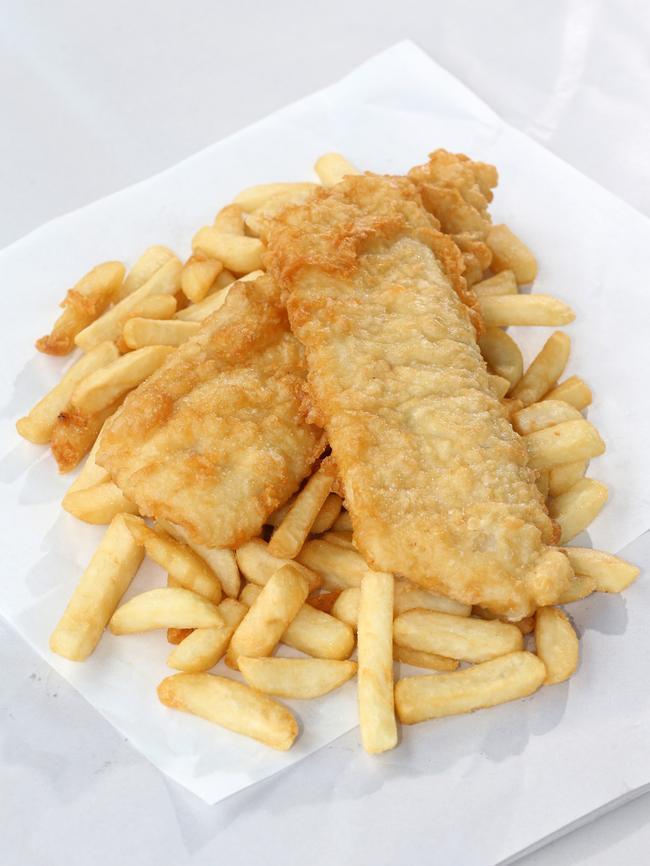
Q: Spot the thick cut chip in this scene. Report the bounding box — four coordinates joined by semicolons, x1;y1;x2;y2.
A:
36;261;125;355
158;673;298;750
268;173;566;619
395;651;546;723
98;275;324;547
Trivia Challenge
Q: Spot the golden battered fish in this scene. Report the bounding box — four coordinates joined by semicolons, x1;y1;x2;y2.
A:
409;149;498;285
98;274;324;548
268;174;571;619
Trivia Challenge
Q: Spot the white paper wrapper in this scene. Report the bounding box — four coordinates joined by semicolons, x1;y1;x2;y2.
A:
1;42;649;853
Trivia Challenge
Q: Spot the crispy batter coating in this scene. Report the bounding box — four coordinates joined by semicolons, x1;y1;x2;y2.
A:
409;150;497;283
408;149;497;232
36;261;125;355
268;174;569;619
98;275;325;547
51;402;118;473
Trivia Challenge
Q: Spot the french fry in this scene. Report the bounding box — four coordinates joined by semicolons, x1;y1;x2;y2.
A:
192;227;264;273
175;271;263;323
227;563;309;668
268;467;334;558
120;293;178;322
167;598;247;672
236;538;321;592
310;493;343;534
548;479;608;543
158;673;298;750
36;261;125;355
122;318;200;349
512;399;583;436
284;604;355;659
560;547;640;593
127;519;222;604
393;645;459;672
239;583;261;606
213;269;236;290
394;609;523;662
543;375;592;410
225;268;264;285
51;399;120;473
62;417;111;497
62;480;138;524
118;246;175;301
181;255;223;303
535;606;579;685
332;580;471;628
394;581;472;617
472;270;518;297
331;586;360;629
265;495;297;528
168;628;192;644
314;154;360;187
234;182;318;212
214;203;245;235
307;590;341;614
322;530;355;550
116;294;179;352
109;587;223;634
557;574;596;604
480;294;575;327
548;459;588;497
488;374;510;399
16;340;119;444
478;327;523;389
487;224;537;284
241;583;355;660
158;519;240;598
524;419;605;469
395;651;546;724
75;256;182;350
238;657;357;699
296;539;368;590
167;628;193;645
175;285;231;322
357;570;397;754
166;570;189;649
516;615;536;635
166;573;186;642
472;606;535;635
49;514;144;660
511;331;571;406
241;212;265;238
332;510;353;532
71;345;174;414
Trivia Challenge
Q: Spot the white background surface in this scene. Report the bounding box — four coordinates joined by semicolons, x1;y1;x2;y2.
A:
2;1;650;864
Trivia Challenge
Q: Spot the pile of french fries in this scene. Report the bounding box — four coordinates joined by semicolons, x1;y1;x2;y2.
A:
17;154;639;755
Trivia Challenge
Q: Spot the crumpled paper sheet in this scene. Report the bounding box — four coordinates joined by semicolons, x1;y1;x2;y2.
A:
1;40;649;860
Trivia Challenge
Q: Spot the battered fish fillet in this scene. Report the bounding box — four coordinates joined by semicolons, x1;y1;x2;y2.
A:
268;174;571;619
98;274;324;548
409;149;498;285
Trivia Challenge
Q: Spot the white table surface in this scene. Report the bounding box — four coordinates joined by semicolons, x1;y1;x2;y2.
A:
2;1;649;863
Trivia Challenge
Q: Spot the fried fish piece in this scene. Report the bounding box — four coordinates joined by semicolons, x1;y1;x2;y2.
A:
98;274;324;547
268;173;570;620
409;149;498;283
